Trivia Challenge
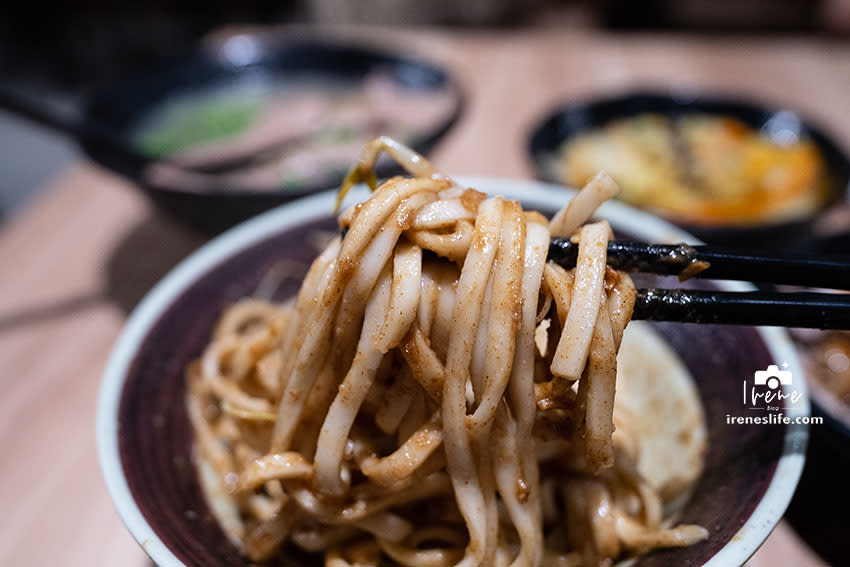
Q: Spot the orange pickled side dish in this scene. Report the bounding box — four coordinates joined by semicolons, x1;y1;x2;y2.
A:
559;113;827;226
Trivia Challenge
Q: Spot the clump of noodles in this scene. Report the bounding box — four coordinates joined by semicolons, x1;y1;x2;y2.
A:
187;136;709;567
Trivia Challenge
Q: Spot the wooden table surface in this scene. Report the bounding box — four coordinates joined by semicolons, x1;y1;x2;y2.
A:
1;26;843;567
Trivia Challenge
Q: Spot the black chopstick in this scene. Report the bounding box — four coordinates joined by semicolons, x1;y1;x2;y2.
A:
547;239;850;329
548;239;850;290
632;290;850;329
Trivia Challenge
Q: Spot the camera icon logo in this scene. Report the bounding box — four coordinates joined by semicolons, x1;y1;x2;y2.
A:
754;365;792;390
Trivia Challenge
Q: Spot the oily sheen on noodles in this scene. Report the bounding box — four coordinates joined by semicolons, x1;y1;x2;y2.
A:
187;137;708;566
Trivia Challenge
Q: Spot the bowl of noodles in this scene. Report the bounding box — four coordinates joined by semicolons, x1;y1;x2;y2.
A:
98;139;809;567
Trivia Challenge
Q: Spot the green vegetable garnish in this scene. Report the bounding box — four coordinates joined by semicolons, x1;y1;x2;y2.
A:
136;91;261;158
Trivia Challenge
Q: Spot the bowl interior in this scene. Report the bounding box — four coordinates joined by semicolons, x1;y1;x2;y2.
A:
100;180;807;567
527;91;850;243
79;38;463;233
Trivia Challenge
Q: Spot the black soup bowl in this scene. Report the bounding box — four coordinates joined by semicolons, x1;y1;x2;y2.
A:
1;38;463;234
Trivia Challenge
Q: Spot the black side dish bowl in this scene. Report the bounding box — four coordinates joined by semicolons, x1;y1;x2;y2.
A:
527;91;850;248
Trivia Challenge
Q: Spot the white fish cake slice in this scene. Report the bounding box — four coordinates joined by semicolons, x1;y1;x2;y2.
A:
614;321;707;503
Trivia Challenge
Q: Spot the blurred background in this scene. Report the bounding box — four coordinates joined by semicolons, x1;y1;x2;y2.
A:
3;0;850;217
2;2;850;567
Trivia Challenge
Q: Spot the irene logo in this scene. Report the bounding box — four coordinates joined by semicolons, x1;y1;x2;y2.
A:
727;362;822;426
743;362;803;412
